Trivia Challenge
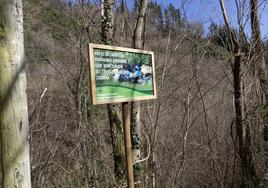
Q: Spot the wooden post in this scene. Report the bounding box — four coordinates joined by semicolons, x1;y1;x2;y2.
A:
122;102;135;188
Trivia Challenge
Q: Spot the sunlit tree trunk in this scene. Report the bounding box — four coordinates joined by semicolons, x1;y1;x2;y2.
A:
131;0;148;186
219;0;258;186
250;0;268;103
250;0;268;183
101;0;126;185
0;0;32;187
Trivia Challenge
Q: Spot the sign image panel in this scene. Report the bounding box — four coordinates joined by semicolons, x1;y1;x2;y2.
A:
88;43;157;105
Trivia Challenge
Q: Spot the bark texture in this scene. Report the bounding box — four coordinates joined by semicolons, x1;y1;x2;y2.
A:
0;0;32;187
101;0;114;44
101;0;126;184
250;0;268;102
219;0;258;186
131;0;148;185
250;0;268;184
132;0;148;49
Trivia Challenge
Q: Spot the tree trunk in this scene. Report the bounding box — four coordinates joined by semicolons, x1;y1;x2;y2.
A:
250;0;268;102
219;0;258;186
132;0;148;49
0;0;32;187
131;0;148;186
233;53;258;187
101;0;126;185
250;0;268;184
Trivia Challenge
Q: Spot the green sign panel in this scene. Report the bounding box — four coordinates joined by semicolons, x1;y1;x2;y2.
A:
89;43;157;104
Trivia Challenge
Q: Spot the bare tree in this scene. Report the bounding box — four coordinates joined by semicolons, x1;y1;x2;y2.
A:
250;0;268;103
219;0;258;186
0;0;32;187
250;0;268;183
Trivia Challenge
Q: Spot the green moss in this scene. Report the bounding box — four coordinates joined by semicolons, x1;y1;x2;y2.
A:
133;162;143;172
114;154;127;181
131;110;141;150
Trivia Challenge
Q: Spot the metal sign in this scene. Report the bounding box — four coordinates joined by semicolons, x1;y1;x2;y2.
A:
88;43;157;105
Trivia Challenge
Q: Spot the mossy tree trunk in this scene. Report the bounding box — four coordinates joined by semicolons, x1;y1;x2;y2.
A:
0;0;32;187
131;0;148;186
101;0;126;185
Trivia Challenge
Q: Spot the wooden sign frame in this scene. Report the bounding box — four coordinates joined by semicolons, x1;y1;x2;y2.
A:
88;43;157;105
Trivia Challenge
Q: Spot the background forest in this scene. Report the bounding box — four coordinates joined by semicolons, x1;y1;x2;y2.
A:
1;0;268;187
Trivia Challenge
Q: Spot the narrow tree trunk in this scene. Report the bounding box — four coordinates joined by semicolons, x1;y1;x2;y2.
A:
131;0;148;184
219;0;258;186
233;53;258;187
101;0;114;45
250;0;268;184
119;0;126;45
250;0;268;102
101;0;126;185
131;0;148;186
107;104;126;183
132;0;148;49
0;0;32;187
